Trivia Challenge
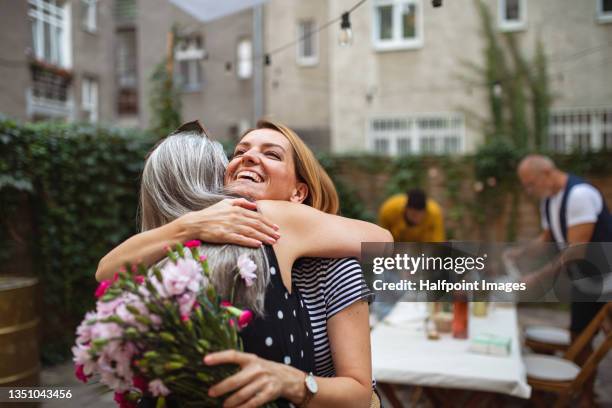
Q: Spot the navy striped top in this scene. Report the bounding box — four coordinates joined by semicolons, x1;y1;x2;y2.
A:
292;257;373;377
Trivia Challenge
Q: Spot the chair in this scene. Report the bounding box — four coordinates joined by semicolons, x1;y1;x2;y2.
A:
524;325;571;354
523;302;612;408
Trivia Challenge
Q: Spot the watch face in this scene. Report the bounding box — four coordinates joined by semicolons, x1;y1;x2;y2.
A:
305;375;318;393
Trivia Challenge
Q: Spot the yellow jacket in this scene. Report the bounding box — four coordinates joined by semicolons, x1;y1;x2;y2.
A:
378;194;446;242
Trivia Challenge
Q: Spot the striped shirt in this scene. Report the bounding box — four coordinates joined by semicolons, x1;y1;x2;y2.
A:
292;257;373;377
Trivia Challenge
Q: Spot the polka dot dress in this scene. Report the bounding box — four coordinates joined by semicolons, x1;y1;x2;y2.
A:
239;245;315;407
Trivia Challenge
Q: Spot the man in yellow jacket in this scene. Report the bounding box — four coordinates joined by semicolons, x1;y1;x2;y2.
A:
378;189;445;242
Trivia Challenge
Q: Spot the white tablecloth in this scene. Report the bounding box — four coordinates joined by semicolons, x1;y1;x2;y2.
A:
371;303;531;398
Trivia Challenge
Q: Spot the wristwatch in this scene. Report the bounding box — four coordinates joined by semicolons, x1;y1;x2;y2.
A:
300;372;318;407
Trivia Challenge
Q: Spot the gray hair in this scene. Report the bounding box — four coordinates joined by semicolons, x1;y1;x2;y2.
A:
140;127;269;315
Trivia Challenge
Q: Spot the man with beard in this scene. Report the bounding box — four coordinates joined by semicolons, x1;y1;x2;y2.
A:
378;188;445;242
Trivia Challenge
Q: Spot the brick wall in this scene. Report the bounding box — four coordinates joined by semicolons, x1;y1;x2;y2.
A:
333;160;612;242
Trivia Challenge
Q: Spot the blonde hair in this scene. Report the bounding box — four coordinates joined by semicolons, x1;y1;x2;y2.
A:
139;124;269;315
250;119;340;214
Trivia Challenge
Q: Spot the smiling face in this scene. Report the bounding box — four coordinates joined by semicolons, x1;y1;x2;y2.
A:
224;128;308;202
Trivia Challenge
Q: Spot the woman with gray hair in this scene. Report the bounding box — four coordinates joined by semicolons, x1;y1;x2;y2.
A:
124;121;390;408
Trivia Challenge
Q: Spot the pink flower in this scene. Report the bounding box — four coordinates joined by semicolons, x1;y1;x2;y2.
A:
184;240;202;248
149;379;170;397
199;255;207;262
238;310;254;329
237;254;257;287
114;392;136;408
75;364;89;383
95;280;112;298
221;300;232;307
160;257;204;296
134;275;145;285
150;314;162;327
178;292;196;318
71;344;95;377
133;376;148;393
75;311;96;344
181;314;190;322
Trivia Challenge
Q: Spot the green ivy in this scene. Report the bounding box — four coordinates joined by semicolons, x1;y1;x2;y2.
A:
0;119;154;364
384;155;426;197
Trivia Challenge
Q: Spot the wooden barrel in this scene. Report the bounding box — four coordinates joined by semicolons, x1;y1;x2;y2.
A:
0;277;40;386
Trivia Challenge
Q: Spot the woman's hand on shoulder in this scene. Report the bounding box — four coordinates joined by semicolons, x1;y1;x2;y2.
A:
178;198;280;247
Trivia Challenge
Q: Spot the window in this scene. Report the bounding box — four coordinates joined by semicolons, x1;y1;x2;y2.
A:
81;0;97;32
116;28;138;115
29;0;71;68
368;114;464;155
597;0;612;22
373;0;423;51
236;38;252;79
498;0;527;31
28;63;73;119
175;35;205;92
548;108;612;152
81;77;98;122
296;20;318;66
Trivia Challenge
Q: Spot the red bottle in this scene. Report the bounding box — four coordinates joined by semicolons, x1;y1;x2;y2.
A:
452;299;469;339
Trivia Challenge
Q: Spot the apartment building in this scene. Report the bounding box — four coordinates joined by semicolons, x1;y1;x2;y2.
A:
0;0;258;141
264;0;612;154
0;0;115;123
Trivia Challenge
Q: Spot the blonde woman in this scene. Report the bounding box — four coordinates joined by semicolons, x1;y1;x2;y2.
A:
97;120;388;407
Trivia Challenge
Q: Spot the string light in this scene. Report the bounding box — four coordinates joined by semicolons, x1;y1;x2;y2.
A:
338;12;353;47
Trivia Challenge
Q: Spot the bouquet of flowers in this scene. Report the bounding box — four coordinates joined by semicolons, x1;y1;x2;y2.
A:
72;241;268;408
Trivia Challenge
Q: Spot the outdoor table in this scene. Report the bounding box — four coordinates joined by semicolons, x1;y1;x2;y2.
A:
371;302;531;407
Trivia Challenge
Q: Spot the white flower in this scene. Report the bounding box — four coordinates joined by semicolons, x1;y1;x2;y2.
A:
237;254;257;287
149;379;170;396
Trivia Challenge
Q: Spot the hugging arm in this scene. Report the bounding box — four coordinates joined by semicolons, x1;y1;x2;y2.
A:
257;200;393;260
95;199;279;281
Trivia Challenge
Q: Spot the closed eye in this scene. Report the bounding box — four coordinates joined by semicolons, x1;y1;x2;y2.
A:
265;151;281;160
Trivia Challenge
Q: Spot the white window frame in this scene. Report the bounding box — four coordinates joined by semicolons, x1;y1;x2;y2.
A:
372;0;424;52
498;0;527;32
236;37;253;80
175;35;205;92
82;0;97;33
367;113;465;156
296;19;318;66
29;0;72;68
597;0;612;23
548;107;612;153
81;77;98;122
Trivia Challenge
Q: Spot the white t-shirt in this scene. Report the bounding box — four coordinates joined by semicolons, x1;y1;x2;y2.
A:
540;184;603;245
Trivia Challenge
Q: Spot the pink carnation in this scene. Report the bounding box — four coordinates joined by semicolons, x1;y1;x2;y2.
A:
238;310;254;329
95;280;112;298
184;240;202;248
149;379;170;397
160;257;203;296
237;254;257;287
114;392;136;408
75;364;89;383
133;376;148;393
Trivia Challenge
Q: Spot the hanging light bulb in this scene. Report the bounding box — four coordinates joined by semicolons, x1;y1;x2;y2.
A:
338;12;353;47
